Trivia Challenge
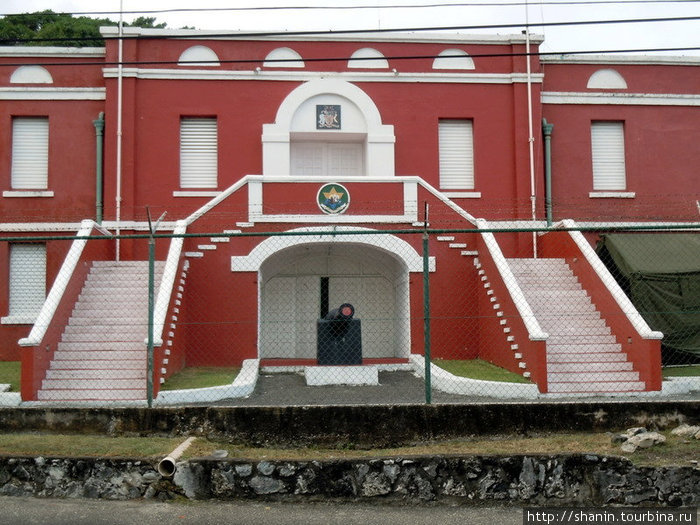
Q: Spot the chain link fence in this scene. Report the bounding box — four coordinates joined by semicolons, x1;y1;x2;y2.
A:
1;223;698;407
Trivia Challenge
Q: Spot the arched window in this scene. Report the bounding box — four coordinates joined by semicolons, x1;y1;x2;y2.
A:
10;66;53;84
348;48;388;69
587;69;627;89
432;49;475;70
264;47;305;68
178;45;220;66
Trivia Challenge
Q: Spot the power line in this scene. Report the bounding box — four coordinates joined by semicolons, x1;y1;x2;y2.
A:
2;0;700;18
1;15;699;45
1;46;698;69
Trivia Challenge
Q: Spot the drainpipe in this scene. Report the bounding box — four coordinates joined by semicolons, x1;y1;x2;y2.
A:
542;118;554;227
158;437;196;477
93;112;105;224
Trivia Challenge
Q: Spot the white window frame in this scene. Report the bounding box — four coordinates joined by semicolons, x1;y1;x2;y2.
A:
438;119;475;191
2;243;46;325
591;121;627;192
10;117;49;191
179;117;218;189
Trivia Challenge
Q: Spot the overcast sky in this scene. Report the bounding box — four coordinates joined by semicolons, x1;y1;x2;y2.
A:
3;0;700;56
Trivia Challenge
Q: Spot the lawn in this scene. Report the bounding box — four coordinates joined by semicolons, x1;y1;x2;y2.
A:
0;361;20;392
160;366;241;391
0;430;695;467
663;364;700;378
432;358;532;384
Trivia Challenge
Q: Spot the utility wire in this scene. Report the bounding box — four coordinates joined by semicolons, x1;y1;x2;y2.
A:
2;0;700;18
1;46;698;69
1;15;699;45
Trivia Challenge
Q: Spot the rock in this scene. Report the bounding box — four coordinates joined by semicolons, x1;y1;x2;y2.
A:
249;475;285;495
611;434;628;444
234;464;253;477
621;442;638;453
620;431;666;453
256;461;275;476
671;424;700;438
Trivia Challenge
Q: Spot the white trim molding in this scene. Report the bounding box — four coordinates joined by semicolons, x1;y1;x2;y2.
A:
3;190;54;198
103;67;543;85
589;191;636;198
542;91;700;107
0;87;106;101
173;191;221;198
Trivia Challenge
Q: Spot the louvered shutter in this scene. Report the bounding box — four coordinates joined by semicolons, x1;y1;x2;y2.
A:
180;118;218;188
11;118;49;190
9;244;46;318
591;122;626;190
439;120;474;190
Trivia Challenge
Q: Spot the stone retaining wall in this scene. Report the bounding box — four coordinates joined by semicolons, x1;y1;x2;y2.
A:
1;401;698;447
1;454;697;506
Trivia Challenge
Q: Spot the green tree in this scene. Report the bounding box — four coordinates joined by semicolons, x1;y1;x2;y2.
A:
0;10;168;46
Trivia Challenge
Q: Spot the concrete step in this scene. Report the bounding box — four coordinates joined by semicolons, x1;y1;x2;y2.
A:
547;352;628;363
52;350;144;361
57;341;144;351
548;381;646;394
46;369;146;380
37;389;146;401
60;332;144;343
548;361;634;373
547;334;617;345
546;343;622;354
41;378;146;390
63;325;145;337
549;370;640;383
65;317;147;326
49;360;145;370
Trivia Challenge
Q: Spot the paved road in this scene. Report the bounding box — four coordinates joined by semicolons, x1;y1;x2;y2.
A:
212;371;503;406
0;496;525;525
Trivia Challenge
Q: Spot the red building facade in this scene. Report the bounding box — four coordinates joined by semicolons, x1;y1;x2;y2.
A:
1;28;698;400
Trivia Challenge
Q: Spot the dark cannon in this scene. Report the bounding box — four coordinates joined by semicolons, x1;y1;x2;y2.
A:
317;303;362;365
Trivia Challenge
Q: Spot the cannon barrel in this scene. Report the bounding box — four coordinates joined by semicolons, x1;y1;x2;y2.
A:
323;303;355;321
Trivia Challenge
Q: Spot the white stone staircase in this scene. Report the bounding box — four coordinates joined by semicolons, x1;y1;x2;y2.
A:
37;261;164;402
507;258;645;394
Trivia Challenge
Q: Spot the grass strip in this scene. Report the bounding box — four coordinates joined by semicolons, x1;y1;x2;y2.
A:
432;358;531;384
0;361;20;392
160;366;241;391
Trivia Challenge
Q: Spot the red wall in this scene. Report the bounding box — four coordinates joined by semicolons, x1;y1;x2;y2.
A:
542;61;700;222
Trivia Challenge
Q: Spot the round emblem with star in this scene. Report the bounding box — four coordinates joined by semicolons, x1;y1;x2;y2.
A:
317;183;350;214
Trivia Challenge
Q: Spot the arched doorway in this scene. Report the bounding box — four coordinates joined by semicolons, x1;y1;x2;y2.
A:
259;242;409;360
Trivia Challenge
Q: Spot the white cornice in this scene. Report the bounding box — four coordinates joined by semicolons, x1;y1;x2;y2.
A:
0;46;104;58
100;26;543;45
0;87;105;100
542;91;700;106
103;67;543;84
541;54;700;66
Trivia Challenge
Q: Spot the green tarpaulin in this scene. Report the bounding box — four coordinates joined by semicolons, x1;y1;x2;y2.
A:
597;233;700;363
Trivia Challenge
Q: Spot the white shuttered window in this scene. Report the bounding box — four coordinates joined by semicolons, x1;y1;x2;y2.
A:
591;121;626;190
11;117;49;189
438;119;474;189
9;244;46;319
180;118;218;188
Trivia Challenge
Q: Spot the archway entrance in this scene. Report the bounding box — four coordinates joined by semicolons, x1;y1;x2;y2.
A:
259;243;410;360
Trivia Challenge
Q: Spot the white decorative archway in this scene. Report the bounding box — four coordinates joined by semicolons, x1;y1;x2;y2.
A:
231;226;432;273
232;226;426;360
261;79;395;177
